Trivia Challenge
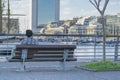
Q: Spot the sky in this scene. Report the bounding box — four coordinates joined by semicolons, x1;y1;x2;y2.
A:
7;0;120;32
60;0;120;20
9;0;120;20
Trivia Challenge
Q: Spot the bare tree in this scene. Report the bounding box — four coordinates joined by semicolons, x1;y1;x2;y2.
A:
89;0;109;62
7;0;10;34
0;0;6;33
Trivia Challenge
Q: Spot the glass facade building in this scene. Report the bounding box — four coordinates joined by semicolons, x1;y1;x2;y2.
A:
31;0;60;32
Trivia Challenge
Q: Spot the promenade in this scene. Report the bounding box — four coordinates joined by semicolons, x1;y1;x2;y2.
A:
0;61;120;80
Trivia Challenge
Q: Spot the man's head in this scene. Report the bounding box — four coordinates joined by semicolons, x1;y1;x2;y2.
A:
26;30;33;37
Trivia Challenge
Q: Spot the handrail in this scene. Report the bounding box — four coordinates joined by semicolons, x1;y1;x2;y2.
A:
0;34;119;37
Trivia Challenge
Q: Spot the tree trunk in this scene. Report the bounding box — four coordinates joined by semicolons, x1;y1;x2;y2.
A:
8;0;10;34
0;0;2;33
101;15;106;62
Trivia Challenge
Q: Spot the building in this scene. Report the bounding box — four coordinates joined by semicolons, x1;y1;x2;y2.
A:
2;18;19;34
31;0;60;33
117;13;120;25
105;15;117;25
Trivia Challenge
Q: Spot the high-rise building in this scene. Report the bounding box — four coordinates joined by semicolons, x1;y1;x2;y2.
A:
31;0;60;33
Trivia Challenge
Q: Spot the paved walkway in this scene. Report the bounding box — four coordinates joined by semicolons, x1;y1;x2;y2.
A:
0;61;119;80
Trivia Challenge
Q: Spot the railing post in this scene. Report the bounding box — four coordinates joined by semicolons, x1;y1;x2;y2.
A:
114;36;119;61
94;35;97;61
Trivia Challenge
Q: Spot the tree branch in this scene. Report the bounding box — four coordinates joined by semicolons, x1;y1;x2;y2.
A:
94;0;98;6
89;0;102;15
97;0;101;9
89;0;109;15
89;0;97;9
102;0;109;14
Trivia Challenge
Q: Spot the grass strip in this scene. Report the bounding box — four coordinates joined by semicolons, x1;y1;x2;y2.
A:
80;61;120;71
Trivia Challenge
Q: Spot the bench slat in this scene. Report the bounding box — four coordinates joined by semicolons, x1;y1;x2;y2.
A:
9;58;77;62
8;44;77;62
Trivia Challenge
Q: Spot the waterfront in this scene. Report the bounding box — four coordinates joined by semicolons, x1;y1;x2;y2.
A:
0;41;119;61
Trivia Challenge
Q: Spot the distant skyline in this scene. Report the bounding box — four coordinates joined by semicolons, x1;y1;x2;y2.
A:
8;0;120;32
10;0;120;20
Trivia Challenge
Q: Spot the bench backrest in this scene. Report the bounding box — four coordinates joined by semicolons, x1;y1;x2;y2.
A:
10;44;77;62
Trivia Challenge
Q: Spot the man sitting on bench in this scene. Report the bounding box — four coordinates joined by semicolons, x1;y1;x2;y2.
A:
8;30;39;70
20;29;39;61
9;30;39;59
21;29;39;45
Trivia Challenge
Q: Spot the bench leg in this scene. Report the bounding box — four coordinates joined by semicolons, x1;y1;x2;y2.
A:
20;49;27;71
20;60;26;71
60;49;68;70
60;61;66;70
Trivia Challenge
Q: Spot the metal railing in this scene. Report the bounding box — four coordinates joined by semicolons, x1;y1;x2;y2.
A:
0;34;120;61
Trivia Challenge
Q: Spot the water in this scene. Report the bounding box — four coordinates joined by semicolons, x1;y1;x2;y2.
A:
74;45;120;61
75;45;115;55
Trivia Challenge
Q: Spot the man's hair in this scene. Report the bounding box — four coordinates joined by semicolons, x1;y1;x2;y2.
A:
26;30;33;37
